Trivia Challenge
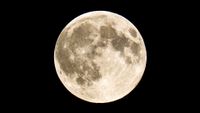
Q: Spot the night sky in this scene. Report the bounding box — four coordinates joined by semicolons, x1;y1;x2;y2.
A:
2;0;198;112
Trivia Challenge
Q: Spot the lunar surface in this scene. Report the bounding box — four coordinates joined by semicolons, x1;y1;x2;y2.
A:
54;11;147;103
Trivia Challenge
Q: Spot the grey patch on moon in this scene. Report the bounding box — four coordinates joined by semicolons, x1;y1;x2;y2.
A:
130;41;141;56
100;25;118;39
111;34;129;53
55;21;103;87
98;24;141;64
108;29;141;64
76;77;85;85
125;56;133;64
55;46;76;77
68;23;94;53
129;28;137;37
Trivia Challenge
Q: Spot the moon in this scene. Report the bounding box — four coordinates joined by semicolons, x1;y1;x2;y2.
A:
54;11;147;103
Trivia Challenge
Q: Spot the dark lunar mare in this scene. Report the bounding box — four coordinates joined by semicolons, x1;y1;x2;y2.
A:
56;22;103;87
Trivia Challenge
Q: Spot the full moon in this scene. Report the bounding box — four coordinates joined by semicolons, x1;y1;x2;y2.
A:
54;11;147;103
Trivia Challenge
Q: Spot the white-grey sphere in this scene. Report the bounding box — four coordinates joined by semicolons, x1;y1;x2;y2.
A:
54;11;147;103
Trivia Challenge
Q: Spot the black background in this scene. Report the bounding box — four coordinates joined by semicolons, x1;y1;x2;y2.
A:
2;0;198;112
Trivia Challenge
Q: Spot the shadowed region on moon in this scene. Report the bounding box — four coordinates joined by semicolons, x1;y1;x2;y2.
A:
54;11;146;103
